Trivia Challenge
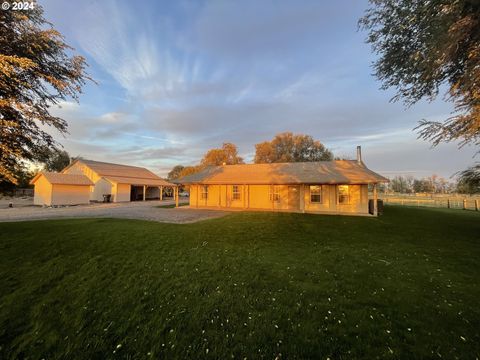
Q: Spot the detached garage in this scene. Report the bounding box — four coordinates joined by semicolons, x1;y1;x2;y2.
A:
30;172;93;206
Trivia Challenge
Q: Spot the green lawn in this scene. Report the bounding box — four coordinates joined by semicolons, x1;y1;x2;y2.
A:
1;207;479;359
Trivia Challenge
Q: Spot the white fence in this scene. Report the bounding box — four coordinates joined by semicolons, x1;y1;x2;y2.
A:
379;196;479;211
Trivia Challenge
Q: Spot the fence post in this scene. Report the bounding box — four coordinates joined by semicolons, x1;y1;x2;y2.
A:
475;199;479;211
447;199;450;209
463;199;467;210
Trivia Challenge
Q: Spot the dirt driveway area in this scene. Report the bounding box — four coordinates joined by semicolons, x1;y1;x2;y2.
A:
0;200;228;224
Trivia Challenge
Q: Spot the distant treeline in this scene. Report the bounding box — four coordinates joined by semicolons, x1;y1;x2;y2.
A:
377;175;478;195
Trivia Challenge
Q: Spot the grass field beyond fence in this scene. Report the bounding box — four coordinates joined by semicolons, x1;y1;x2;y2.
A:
1;206;479;359
373;193;480;211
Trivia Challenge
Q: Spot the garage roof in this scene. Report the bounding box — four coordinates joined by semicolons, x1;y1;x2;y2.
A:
64;159;175;186
30;172;94;186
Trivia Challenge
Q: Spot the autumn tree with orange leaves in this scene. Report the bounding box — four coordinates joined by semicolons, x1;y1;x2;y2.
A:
254;132;333;163
201;142;244;166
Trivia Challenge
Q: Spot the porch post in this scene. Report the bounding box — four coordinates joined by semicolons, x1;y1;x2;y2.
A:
243;185;246;209
160;186;163;201
143;185;146;201
373;183;378;216
300;185;305;213
175;186;179;207
196;185;199;208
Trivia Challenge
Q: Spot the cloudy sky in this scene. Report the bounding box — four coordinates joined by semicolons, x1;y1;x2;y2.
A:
40;0;476;178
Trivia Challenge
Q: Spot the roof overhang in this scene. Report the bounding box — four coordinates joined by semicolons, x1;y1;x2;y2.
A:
103;176;176;187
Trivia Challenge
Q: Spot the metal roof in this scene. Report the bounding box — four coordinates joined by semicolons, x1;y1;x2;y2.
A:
64;159;175;186
30;172;94;186
175;160;389;185
104;176;174;186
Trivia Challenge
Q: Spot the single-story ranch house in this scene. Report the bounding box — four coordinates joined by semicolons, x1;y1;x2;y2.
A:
31;159;177;206
176;147;388;216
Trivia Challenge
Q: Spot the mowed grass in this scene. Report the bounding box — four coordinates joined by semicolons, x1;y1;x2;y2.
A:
0;207;479;359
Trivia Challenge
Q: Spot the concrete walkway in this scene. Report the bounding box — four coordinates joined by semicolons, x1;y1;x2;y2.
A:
0;200;229;224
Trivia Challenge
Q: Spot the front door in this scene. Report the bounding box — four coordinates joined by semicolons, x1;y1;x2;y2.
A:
288;186;300;210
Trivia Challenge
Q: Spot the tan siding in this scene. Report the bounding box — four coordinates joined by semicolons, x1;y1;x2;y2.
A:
51;184;90;205
64;162;108;201
187;183;370;215
247;185;270;209
91;178;113;202
190;185;198;207
33;176;53;206
64;162;102;182
305;185;334;212
221;185;227;207
335;184;368;214
206;185;220;207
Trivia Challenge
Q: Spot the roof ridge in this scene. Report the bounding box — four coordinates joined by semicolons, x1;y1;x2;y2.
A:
219;160;356;167
80;159;148;170
103;174;165;180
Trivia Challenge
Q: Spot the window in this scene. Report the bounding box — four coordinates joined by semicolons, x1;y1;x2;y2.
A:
201;185;208;200
310;185;322;203
269;186;280;202
338;185;350;204
232;185;241;200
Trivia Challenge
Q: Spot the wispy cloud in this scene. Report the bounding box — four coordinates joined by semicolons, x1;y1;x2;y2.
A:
39;0;477;178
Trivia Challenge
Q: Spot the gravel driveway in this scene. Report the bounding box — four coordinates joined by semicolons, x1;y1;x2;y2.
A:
0;200;228;224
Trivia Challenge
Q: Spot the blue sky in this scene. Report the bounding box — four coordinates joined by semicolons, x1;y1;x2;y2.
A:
41;0;476;178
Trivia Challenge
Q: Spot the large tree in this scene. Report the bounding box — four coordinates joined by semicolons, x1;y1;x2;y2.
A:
167;164;204;181
360;0;480;182
0;162;35;193
389;175;413;193
456;163;480;193
254;132;333;163
167;165;185;180
169;143;243;181
39;148;71;172
200;142;244;166
0;3;91;184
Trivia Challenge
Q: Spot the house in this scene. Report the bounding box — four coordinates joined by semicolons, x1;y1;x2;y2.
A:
175;147;388;216
31;159;177;206
30;172;94;206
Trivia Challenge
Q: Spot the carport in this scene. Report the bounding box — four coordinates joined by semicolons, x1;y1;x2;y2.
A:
129;184;177;201
104;176;179;205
